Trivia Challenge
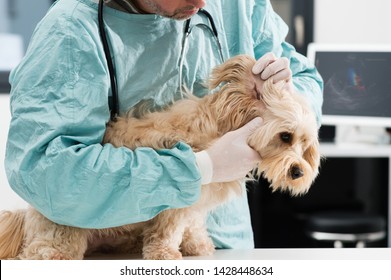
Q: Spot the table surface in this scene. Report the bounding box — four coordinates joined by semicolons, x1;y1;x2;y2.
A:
86;248;391;260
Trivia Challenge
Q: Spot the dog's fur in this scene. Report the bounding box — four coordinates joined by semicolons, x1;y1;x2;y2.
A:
0;55;320;260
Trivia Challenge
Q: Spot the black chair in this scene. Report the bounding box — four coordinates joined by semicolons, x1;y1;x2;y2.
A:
305;211;386;248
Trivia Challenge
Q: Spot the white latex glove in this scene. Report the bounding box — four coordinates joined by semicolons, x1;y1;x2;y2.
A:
252;52;295;93
195;117;263;184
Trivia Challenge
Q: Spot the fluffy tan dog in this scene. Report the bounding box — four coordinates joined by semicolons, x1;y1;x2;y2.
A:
0;54;320;260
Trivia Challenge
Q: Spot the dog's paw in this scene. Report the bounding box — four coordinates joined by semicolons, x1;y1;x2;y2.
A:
18;247;73;260
143;247;182;260
181;238;215;256
47;252;71;260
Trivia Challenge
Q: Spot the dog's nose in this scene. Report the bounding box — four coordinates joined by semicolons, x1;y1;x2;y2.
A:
290;165;304;180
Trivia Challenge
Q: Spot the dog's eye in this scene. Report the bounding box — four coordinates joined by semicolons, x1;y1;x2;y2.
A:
280;132;292;144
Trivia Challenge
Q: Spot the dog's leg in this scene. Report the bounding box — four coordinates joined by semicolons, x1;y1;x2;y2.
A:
17;208;89;260
86;225;145;256
109;230;143;255
181;213;215;257
142;209;187;260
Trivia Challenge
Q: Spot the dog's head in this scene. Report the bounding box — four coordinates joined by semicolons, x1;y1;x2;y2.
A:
209;54;320;196
249;79;320;196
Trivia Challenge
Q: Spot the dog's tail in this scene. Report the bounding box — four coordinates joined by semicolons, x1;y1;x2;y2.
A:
0;209;26;259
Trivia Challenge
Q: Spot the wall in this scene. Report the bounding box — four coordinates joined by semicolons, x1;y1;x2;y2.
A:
314;0;391;44
1;0;52;51
0;0;10;32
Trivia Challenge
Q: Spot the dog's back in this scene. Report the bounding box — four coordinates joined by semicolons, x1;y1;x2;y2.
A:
0;210;26;259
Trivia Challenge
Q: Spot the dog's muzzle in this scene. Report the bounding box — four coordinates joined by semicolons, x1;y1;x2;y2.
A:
290;165;304;180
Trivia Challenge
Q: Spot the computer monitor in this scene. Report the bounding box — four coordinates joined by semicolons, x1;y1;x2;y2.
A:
307;44;391;144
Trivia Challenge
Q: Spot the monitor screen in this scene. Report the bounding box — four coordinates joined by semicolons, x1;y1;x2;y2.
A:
307;44;391;127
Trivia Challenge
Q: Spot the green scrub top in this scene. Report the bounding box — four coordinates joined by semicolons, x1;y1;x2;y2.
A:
5;0;323;249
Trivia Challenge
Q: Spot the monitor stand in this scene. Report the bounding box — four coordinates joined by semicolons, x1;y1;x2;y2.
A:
335;125;391;146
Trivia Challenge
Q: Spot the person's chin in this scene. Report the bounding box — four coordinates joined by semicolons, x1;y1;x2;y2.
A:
174;9;199;20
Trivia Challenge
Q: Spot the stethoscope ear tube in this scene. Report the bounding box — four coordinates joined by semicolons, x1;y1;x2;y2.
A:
98;0;119;121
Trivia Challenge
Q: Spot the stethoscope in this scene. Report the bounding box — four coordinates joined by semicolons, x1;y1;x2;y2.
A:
98;0;224;121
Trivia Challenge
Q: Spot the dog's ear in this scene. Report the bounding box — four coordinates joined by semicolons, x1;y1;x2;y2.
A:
303;140;321;173
208;55;256;90
261;80;307;120
261;79;287;104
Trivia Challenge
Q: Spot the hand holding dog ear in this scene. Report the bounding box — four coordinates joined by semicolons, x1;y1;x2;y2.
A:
195;117;263;184
252;52;295;93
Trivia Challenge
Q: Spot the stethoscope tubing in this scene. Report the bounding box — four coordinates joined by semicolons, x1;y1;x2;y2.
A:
98;0;119;121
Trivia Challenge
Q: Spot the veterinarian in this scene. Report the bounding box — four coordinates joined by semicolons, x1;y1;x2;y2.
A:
5;0;323;249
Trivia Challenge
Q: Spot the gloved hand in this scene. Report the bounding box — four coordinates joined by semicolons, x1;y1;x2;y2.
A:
195;117;263;184
252;52;295;93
